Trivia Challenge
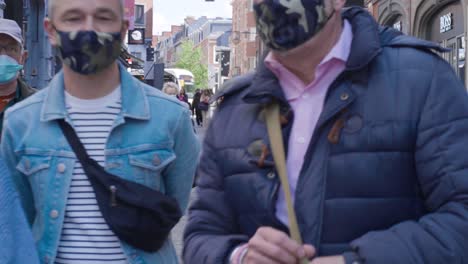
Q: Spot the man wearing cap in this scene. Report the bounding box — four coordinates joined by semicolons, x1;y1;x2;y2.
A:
0;18;35;134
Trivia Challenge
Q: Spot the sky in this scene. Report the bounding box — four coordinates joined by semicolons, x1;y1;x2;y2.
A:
152;0;232;35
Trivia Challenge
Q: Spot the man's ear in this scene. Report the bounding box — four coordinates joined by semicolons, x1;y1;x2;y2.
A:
121;20;129;41
44;17;58;46
20;49;28;65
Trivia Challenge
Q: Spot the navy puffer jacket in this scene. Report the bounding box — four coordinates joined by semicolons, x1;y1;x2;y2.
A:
184;7;468;264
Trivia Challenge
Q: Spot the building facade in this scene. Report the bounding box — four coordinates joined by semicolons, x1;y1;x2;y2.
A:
155;16;232;91
127;0;153;57
230;0;259;78
2;0;54;89
1;0;155;89
154;25;186;66
187;17;232;90
370;0;468;85
126;0;154;79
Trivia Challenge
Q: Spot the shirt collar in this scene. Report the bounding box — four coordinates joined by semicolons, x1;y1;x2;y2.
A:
40;64;151;122
321;19;353;65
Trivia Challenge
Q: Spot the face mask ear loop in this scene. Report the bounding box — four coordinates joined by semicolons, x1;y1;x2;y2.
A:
319;8;336;30
51;24;60;35
326;9;336;22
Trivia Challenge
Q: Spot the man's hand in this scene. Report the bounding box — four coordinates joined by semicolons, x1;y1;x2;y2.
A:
310;256;345;264
244;227;316;264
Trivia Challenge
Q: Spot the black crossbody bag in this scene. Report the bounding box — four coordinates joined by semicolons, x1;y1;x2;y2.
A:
58;119;182;252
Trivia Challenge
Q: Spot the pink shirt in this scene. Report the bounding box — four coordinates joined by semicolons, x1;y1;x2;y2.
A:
265;20;353;226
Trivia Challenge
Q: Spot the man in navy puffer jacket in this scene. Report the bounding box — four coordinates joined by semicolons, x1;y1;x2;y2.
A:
183;3;468;264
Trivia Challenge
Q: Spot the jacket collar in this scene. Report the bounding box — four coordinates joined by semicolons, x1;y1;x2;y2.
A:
341;7;382;71
40;63;150;122
243;7;382;105
16;79;36;101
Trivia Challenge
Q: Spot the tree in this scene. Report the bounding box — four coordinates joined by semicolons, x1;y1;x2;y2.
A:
175;40;209;91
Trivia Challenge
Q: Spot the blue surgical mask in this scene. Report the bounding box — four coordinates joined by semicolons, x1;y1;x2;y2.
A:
0;55;23;85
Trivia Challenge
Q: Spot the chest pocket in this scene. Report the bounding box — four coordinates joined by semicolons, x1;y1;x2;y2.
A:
16;155;51;207
129;149;176;189
16;155;51;177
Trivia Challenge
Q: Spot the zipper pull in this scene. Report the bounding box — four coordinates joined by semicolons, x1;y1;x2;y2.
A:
110;185;117;207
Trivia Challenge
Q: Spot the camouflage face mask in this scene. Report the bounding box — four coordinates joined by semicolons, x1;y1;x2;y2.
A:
254;0;334;51
55;30;122;75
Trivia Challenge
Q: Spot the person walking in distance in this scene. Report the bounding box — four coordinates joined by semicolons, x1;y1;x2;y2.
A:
0;18;36;135
192;89;203;127
199;89;211;129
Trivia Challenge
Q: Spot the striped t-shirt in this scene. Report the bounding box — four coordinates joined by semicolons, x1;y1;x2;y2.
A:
55;87;127;264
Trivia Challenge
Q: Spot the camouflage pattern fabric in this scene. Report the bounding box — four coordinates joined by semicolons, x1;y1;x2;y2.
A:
56;30;122;75
254;0;329;51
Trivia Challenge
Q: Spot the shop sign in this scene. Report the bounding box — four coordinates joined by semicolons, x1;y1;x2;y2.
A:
393;21;402;31
440;13;453;33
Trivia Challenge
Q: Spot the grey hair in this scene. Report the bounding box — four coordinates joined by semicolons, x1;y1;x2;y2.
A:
47;0;125;19
162;82;179;94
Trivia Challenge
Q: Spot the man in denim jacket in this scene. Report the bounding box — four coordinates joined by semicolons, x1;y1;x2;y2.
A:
0;0;200;263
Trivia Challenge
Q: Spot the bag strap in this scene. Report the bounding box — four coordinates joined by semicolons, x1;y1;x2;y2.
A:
57;119;92;165
265;102;307;263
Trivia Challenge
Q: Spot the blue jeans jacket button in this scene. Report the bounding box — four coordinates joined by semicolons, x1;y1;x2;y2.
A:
50;210;59;219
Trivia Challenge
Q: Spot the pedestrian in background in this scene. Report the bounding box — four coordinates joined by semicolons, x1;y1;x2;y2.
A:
184;0;468;263
177;87;192;114
163;81;179;96
199;89;211;128
0;18;36;135
1;0;200;263
177;88;189;104
192;89;203;127
0;157;39;264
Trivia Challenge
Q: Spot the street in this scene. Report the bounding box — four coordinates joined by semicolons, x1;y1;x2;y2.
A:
172;188;198;262
172;118;206;262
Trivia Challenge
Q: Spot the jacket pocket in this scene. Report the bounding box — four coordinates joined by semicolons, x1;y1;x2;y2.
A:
128;149;176;189
16;155;51;176
16;155;52;207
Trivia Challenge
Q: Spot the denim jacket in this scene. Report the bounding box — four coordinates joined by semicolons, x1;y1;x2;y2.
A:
0;65;200;264
0;157;40;264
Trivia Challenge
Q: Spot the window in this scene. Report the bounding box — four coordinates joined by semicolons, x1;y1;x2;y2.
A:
249;28;257;42
458;35;465;82
248;57;257;71
214;47;220;64
134;4;145;27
